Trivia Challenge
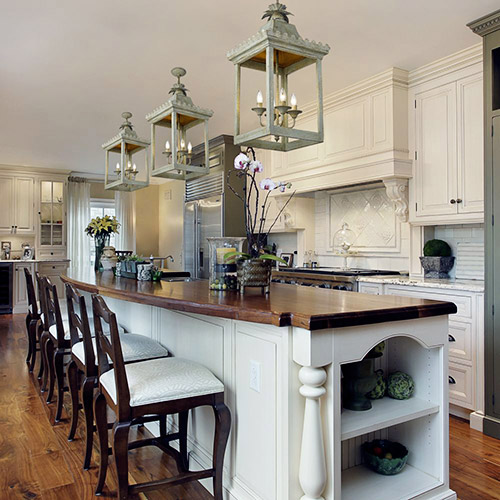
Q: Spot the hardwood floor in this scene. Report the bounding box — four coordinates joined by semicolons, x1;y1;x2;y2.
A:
0;314;211;500
1;313;500;499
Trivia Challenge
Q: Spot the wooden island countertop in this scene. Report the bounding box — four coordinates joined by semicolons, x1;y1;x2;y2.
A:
62;268;457;331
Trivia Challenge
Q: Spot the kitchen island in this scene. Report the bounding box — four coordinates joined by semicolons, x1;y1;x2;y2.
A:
63;269;457;500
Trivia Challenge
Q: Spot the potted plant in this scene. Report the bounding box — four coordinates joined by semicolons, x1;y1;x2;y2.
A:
224;148;293;294
419;239;455;278
85;215;120;271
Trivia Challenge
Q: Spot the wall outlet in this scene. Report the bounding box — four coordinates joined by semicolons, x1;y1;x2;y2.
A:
249;360;261;393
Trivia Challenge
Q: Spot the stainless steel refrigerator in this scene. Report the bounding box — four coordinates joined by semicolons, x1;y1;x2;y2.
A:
183;135;245;279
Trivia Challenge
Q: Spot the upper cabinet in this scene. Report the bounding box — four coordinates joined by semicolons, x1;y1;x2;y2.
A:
0;175;35;234
410;60;484;224
39;180;66;248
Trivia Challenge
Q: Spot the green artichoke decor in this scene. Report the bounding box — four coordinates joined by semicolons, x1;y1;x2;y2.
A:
387;371;415;400
367;369;386;400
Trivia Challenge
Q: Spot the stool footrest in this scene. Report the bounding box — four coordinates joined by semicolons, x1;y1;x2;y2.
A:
129;469;215;495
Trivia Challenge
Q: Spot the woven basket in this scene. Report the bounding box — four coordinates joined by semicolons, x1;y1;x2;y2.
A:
237;259;272;294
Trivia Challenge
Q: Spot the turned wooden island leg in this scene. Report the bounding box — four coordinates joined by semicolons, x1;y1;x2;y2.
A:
298;365;327;500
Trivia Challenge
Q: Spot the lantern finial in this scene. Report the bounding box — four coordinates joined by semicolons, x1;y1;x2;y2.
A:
120;111;134;131
262;2;293;23
169;67;189;96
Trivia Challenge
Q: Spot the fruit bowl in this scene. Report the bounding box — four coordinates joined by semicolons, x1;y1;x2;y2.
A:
362;439;408;475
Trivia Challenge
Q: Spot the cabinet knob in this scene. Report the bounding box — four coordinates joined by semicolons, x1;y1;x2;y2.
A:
456;199;463;204
448;334;456;342
450;199;456;204
448;376;456;385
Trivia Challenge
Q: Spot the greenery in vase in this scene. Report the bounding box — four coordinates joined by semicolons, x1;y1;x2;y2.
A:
224;148;293;265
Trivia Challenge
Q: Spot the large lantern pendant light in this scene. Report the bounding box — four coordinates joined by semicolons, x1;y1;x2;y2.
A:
227;2;330;152
146;67;214;181
102;112;150;191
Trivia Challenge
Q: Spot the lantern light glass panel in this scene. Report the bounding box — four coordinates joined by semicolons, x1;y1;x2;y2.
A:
103;112;150;191
227;2;330;152
146;67;214;181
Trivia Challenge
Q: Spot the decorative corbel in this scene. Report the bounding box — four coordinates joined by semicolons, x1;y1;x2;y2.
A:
383;178;409;223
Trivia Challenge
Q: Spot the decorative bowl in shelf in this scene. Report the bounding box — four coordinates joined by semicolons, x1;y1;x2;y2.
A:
362;439;408;475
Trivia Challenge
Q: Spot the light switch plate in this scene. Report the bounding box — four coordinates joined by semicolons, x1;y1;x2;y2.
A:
249;360;261;393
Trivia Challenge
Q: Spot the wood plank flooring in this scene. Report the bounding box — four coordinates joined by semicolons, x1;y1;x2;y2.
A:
1;313;500;499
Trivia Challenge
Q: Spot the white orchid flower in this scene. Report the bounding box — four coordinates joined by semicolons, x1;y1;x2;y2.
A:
249;160;263;173
260;178;276;190
234;152;250;170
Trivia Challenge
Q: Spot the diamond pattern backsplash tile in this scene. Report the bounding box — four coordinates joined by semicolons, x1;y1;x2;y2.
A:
329;187;398;251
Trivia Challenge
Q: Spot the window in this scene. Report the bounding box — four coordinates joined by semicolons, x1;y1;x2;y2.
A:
89;199;116;264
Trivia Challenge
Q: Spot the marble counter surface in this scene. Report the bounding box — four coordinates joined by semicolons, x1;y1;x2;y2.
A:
357;275;485;292
0;258;70;263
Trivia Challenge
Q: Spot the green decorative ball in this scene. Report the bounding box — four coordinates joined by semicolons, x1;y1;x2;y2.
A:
367;369;386;400
423;239;452;257
371;341;386;355
387;371;415;400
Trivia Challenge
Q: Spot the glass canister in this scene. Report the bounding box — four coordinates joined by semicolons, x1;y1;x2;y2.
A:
207;237;246;291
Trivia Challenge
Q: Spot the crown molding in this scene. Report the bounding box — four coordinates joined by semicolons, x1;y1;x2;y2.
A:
467;9;500;37
408;43;482;87
0;164;71;176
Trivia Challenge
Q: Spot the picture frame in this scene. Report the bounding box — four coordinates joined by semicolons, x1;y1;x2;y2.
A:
279;252;294;268
1;241;11;251
22;247;34;260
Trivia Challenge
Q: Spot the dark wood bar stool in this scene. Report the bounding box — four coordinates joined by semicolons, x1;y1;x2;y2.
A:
65;282;170;470
92;294;231;500
24;268;41;373
39;276;71;422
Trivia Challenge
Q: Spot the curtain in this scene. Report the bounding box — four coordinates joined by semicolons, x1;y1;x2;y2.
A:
115;191;136;253
67;177;91;268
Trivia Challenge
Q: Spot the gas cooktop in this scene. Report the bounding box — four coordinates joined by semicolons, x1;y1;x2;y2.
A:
278;267;403;277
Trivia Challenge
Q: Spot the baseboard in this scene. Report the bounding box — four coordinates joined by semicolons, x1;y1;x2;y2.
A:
483;415;500;439
449;404;471;420
469;411;485;432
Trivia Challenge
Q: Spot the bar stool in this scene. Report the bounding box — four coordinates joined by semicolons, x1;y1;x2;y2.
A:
65;282;170;470
92;294;231;500
24;268;41;373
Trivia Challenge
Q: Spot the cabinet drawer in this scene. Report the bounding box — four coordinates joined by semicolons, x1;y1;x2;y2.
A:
358;283;383;295
38;262;68;275
448;362;473;409
448;320;472;362
37;248;67;259
384;286;472;320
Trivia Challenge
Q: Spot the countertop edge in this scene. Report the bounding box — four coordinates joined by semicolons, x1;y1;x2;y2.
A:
357;276;485;293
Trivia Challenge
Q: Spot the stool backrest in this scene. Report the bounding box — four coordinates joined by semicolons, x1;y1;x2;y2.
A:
24;267;39;319
65;283;95;375
40;276;66;347
92;294;130;416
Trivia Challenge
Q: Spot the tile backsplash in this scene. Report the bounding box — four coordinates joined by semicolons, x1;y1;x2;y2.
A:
315;186;410;272
0;235;35;258
432;224;484;279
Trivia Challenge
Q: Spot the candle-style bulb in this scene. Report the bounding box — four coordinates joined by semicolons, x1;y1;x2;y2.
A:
187;142;192;154
165;140;170;152
291;93;297;109
256;90;263;106
115;162;120;172
279;87;287;104
132;163;137;172
180;139;186;150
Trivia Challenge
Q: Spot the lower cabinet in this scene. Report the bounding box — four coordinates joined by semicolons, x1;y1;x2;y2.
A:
359;282;484;426
13;262;34;314
37;261;69;298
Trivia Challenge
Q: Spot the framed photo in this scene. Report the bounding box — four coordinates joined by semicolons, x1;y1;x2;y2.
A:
280;252;294;267
1;241;11;251
22;247;34;260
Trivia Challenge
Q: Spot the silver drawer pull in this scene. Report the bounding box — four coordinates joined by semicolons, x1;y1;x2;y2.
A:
449;376;456;385
448;334;456;342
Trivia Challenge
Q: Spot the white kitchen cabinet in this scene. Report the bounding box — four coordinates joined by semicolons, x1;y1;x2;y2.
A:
358;282;384;295
13;261;34;314
38;260;69;297
410;65;484;224
0;175;35;234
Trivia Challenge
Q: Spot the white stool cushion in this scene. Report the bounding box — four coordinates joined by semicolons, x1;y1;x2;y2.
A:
100;358;224;407
72;334;169;365
49;321;124;341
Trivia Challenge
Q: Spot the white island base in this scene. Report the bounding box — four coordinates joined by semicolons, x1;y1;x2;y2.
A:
79;292;456;500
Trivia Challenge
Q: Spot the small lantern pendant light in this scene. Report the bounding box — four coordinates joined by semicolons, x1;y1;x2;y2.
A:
227;2;330;152
146;67;214;181
102;112;150;191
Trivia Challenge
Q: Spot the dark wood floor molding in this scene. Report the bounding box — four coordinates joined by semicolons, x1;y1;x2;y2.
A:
1;314;499;499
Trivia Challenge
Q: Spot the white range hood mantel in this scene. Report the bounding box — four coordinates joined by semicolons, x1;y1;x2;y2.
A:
264;67;412;222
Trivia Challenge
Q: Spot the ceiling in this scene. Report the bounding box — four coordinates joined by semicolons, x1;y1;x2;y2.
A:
0;0;496;175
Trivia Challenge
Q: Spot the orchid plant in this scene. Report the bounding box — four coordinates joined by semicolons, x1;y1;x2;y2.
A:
225;147;294;264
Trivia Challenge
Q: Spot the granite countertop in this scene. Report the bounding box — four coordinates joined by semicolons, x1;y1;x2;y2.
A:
0;258;70;263
357;275;485;293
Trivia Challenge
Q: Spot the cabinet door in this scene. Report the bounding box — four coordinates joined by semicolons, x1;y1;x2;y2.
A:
414;83;458;217
15;177;35;233
14;263;30;308
457;74;484;214
0;177;14;232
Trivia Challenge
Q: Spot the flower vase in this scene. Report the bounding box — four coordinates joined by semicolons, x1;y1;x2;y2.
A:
94;235;110;272
237;258;272;295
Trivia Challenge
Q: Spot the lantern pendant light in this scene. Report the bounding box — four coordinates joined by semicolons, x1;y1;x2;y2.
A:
146;67;214;181
102;112;150;191
227;2;330;152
